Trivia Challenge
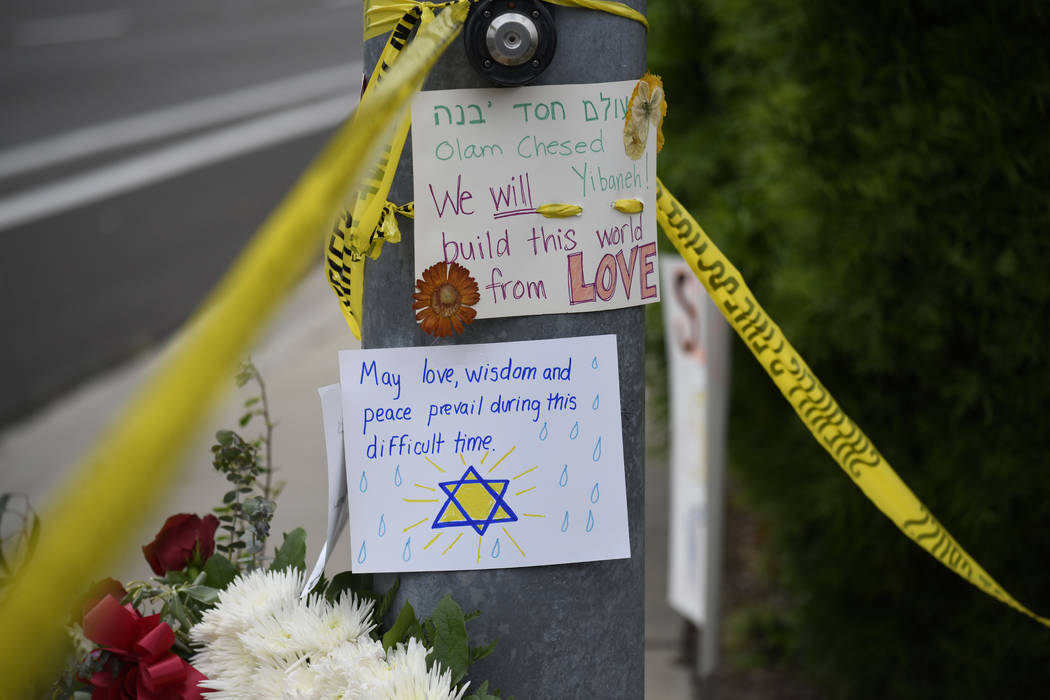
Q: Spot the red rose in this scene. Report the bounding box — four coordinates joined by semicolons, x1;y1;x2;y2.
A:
141;514;219;575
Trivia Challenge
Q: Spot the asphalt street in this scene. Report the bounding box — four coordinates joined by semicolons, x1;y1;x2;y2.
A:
0;0;363;425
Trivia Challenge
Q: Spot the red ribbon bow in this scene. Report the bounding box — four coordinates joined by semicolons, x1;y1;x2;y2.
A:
82;595;205;699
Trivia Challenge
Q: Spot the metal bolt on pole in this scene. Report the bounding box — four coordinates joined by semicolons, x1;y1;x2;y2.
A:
363;1;647;696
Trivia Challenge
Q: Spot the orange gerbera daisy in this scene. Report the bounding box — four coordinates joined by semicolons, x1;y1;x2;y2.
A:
412;261;481;337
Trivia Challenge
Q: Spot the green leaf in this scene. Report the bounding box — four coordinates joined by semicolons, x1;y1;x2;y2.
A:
324;571;363;603
470;636;499;664
234;362;255;387
203;553;237;589
269;528;307;572
376;575;400;620
167;594;193;632
239;413;252;427
383;601;418;651
464;681;504;700
425;595;470;684
164;570;189;585
244;397;260;407
184;585;220;605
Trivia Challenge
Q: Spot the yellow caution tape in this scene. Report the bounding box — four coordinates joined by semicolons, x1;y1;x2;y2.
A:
544;0;649;30
537;203;583;217
655;179;1050;626
327;4;432;338
0;2;470;692
325;200;411;331
366;0;648;38
365;0;455;40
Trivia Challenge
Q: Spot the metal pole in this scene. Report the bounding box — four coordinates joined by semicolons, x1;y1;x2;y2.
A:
363;3;647;696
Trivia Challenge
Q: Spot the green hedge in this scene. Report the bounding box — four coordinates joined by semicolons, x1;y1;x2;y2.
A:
649;1;1050;697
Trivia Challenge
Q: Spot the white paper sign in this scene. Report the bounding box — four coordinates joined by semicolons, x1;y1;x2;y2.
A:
303;384;350;596
411;80;660;318
660;258;730;625
339;335;629;573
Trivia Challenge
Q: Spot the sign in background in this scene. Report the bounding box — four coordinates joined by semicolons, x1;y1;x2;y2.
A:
339;335;630;573
412;80;659;318
661;257;731;625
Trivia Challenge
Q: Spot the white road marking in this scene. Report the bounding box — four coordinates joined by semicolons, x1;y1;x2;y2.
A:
0;62;363;181
13;11;134;47
0;94;358;234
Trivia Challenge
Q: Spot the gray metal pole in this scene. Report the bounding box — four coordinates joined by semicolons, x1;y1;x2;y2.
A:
363;3;647;697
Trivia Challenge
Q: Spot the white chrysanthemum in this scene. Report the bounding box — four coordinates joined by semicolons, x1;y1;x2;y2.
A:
191;571;462;700
236;607;311;668
313;593;376;650
365;639;468;700
192;568;304;646
302;638;388;700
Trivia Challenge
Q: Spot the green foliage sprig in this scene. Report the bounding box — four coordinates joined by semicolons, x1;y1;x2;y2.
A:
210;360;281;570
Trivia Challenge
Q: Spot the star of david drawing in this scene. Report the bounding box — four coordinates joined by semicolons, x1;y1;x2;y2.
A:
432;465;518;536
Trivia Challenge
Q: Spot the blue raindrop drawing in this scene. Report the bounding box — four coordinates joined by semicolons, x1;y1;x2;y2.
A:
359;471;368;493
592;436;603;461
561;511;570;532
378;514;386;537
402;538;412;562
559;464;569;487
394;465;402;486
539;422;549;441
586;510;595;532
592;393;600;410
569;421;579;440
590;482;600;503
491;539;501;558
591;356;599;369
357;540;367;564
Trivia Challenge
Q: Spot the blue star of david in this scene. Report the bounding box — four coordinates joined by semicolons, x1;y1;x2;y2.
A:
432;465;518;536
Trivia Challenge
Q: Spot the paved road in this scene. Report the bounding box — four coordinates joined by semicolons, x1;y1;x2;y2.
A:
0;0;363;425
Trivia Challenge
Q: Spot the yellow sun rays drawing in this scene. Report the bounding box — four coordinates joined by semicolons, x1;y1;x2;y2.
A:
402;446;545;562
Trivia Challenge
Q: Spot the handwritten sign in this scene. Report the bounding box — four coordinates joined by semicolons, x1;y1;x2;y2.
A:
339;335;630;573
660;257;731;624
411;80;660;318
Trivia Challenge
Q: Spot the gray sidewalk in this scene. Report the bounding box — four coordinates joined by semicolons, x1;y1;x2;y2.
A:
0;267;693;698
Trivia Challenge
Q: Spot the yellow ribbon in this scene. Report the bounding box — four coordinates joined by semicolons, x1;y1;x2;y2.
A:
537;203;583;217
612;197;643;213
655;179;1050;627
